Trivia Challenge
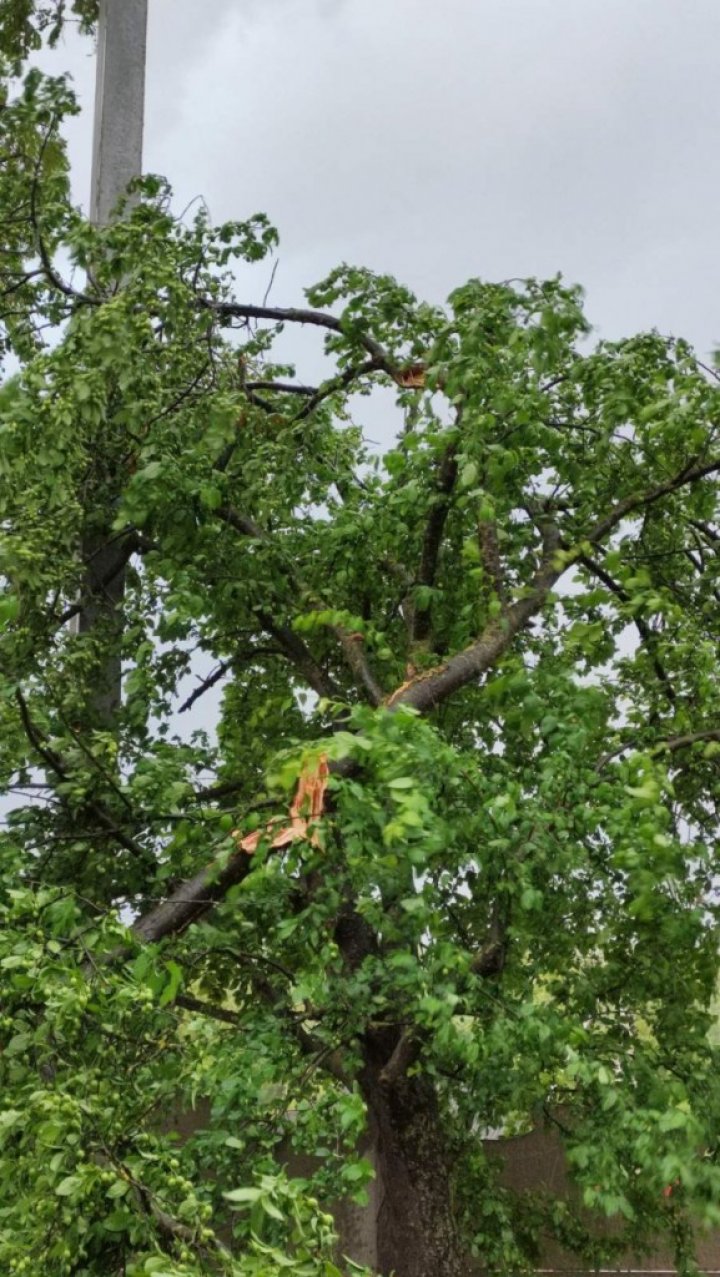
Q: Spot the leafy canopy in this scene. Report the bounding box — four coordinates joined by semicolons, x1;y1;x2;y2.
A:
2;26;720;1277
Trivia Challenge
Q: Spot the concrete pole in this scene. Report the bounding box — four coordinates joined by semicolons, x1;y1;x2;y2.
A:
71;0;148;723
91;0;148;225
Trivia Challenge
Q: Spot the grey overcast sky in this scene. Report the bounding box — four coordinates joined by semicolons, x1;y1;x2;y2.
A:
43;0;720;360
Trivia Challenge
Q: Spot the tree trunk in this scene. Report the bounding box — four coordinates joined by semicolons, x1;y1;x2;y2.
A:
74;526;127;726
361;1066;470;1277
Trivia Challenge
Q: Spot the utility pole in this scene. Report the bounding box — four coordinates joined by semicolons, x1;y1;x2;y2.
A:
91;0;148;226
72;0;149;724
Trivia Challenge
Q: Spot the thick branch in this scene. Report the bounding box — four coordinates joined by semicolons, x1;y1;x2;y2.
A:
132;847;254;942
379;1029;422;1087
587;457;720;544
206;298;390;365
411;440;458;644
333;628;384;706
390;525;562;713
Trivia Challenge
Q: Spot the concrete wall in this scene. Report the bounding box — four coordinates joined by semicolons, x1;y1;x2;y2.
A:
484;1125;720;1274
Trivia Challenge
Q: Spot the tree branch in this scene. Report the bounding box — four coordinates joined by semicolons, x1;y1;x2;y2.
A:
577;551;676;704
175;994;241;1025
478;517;507;603
132;847;255;943
205;298;390;366
596;727;720;771
216;504;382;703
333;628;384;706
587;457;720;544
389;523;562;713
411;439;458;645
656;727;720;754
244;379;318;395
14;691;154;867
291;355;384;424
379;1028;422;1087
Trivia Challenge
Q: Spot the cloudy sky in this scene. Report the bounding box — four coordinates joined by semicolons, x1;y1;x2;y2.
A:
44;0;720;363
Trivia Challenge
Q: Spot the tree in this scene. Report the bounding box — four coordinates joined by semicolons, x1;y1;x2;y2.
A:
2;15;720;1277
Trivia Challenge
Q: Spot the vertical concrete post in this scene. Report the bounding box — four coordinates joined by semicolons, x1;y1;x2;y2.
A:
71;0;149;723
91;0;148;225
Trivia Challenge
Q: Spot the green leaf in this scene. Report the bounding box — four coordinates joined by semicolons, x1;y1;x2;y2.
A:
55;1175;82;1197
224;1186;263;1204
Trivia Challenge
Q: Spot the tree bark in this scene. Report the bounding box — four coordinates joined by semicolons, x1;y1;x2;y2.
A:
361;1065;470;1277
74;526;128;725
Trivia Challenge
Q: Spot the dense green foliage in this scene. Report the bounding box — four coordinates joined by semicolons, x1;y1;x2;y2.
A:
0;0;96;71
2;18;720;1277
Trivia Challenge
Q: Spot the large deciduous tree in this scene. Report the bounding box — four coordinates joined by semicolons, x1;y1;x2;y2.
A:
2;15;720;1277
